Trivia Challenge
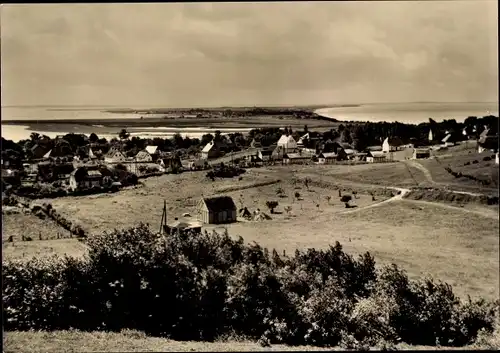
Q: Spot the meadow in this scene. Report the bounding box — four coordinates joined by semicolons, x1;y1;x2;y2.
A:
5;160;496;300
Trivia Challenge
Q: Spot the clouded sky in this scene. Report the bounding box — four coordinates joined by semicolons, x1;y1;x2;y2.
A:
1;1;498;107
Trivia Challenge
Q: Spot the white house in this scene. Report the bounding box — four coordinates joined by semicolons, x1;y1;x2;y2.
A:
428;129;434;142
69;167;104;191
277;134;298;153
382;137;404;153
88;148;97;159
145;145;158;155
201;141;218;159
496;152;499;165
317;152;338;164
343;149;358;160
135;150;153;162
366;151;386;163
104;149;127;163
283;153;310;165
297;133;309;147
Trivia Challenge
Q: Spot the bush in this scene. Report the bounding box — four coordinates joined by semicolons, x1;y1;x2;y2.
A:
340;195;352;203
483;156;491;161
2;225;498;347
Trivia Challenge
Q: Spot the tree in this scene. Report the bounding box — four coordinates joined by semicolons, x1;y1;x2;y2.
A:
304;177;311;190
340;128;353;145
284;206;292;216
172;133;184;149
118;129;130;140
266;201;279;214
295;192;301;200
340;195;352;203
89;133;99;143
304;125;309;134
326;195;331;204
200;134;214;147
214;130;222;142
30;132;41;141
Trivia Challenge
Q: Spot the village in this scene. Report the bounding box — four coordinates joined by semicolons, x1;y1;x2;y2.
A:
2;117;499;240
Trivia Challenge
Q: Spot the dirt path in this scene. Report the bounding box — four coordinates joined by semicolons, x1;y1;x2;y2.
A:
404;160;435;184
339;188;410;214
403;160;488;197
404;199;499;220
255;167;498;219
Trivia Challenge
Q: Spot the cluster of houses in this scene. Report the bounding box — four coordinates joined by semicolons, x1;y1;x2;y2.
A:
198;131;435;167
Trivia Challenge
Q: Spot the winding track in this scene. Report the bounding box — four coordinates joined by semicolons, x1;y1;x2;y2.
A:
257;167;498;220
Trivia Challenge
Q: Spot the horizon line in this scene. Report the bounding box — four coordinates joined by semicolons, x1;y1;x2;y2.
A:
2;101;499;109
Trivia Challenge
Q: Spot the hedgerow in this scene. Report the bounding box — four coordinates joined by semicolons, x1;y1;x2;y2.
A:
2;224;498;347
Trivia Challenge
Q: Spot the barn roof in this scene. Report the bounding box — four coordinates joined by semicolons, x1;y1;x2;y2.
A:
201;196;237;212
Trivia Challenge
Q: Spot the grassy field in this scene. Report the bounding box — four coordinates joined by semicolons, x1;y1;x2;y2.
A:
2;212;72;242
419;150;499;191
28;166;499;300
41;170;279;235
4;330;494;352
2;238;87;261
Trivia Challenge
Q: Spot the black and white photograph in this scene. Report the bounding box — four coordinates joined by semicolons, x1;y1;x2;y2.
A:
1;1;499;351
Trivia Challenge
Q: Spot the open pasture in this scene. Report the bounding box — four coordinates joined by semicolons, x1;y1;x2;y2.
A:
42;170;277;235
2;212;72;242
418;150;499;192
255;163;428;188
5;159;499;300
210;199;499;300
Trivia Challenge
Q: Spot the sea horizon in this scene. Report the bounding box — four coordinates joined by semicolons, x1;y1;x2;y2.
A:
1;102;498;142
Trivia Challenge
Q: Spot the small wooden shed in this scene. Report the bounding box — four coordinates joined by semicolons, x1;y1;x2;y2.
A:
197;196;237;224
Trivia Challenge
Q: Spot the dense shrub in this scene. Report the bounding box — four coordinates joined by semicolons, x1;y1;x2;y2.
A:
2;224;498;347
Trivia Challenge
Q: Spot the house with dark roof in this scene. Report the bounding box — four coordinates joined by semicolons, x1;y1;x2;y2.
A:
30;144;51;160
283;153;312;165
477;128;498;153
158;154;182;172
382;137;404;153
197;196;237;224
69;166;104;191
366;151;387;163
250;138;262;148
201;140;226;159
412;148;431;160
257;145;275;162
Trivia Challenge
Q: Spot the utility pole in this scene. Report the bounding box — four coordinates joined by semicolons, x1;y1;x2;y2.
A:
159;199;167;234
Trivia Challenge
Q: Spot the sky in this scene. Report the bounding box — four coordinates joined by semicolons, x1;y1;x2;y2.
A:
1;1;498;107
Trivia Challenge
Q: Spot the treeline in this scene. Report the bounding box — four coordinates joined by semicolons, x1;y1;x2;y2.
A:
3;224;498;349
2;114;497;165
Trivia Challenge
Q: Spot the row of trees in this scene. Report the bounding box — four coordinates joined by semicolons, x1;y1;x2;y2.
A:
3;115;497;165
